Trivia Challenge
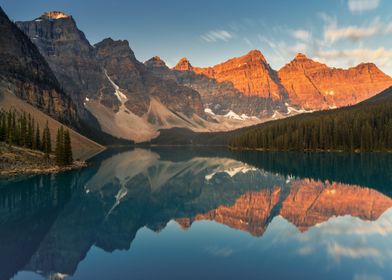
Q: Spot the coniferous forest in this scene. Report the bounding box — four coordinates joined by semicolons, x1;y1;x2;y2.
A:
230;97;392;152
0;109;73;165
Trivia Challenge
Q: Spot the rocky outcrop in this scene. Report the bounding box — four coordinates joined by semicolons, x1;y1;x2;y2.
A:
16;12;114;118
95;38;204;117
0;7;78;126
278;53;392;109
174;50;288;100
172;51;392;111
17;13;206;142
146;56;287;116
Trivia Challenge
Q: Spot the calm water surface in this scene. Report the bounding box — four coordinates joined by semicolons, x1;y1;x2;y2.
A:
1;148;392;280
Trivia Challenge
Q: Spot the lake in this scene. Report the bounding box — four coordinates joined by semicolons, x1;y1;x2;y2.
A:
1;148;392;280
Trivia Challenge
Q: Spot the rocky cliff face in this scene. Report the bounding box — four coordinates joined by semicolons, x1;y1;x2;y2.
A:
17;13;207;141
95;38;204;117
0;7;78;126
146;56;286;116
174;50;288;100
173;51;392;111
16;12;114;119
278;53;392;109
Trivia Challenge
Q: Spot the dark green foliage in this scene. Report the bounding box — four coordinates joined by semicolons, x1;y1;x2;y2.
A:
0;109;73;163
55;126;64;165
0;109;37;150
41;121;51;158
33;122;40;150
230;99;392;152
55;126;73;166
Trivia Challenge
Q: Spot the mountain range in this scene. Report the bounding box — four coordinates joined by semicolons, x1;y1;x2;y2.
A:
1;7;392;145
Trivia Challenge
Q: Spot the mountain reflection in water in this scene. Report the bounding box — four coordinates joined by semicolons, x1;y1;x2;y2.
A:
1;148;392;280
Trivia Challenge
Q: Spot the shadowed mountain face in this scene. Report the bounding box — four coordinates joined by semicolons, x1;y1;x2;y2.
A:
16;13;213;142
1;148;392;279
0;7;79;127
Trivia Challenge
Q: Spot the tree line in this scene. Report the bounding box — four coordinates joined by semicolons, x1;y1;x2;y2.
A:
0;109;73;165
229;100;392;152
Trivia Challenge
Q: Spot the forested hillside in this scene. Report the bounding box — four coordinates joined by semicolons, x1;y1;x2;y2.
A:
230;87;392;152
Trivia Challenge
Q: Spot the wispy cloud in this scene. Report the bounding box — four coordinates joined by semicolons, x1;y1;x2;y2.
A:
324;19;380;43
243;37;254;47
348;0;380;13
205;246;234;257
314;47;392;68
327;242;382;260
292;29;311;42
200;30;234;43
353;273;384;280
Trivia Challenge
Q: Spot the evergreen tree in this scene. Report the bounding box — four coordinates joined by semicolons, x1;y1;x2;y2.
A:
34;123;40;150
63;129;73;165
42;121;51;158
55;127;73;166
230;100;392;152
55;126;64;165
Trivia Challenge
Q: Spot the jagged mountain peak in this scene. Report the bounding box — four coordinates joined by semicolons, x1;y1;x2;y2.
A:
280;53;327;72
144;56;168;68
243;49;267;62
294;52;308;60
95;38;138;63
174;57;193;71
95;37;130;49
39;11;71;20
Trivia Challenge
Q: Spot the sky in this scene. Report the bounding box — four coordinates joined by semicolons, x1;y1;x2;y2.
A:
2;0;392;74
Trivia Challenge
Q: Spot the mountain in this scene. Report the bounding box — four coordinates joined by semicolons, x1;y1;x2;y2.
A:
174;50;288;100
146;55;287;118
278;53;392;109
0;7;104;158
148;49;392;131
0;8;78;126
14;10;392;143
15;12;116;124
17;12;274;142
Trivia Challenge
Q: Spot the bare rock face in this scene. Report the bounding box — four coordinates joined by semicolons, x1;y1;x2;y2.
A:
0;7;78;126
95;38;204;117
17;12;205;134
146;56;287;116
16;13;114;118
174;50;288;100
174;57;194;71
278;53;392;109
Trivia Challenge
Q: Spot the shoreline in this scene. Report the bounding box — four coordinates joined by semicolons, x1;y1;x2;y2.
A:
0;160;87;177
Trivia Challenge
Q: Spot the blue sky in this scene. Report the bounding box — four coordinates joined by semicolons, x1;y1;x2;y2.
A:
2;0;392;74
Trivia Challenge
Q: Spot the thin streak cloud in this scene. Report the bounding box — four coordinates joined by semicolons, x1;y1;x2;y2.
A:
200;30;234;43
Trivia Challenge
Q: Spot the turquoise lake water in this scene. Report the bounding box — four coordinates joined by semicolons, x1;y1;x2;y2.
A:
2;148;392;280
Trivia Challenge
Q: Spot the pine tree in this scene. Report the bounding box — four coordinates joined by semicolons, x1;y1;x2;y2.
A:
55;126;64;165
63;129;73;165
34;123;40;150
42;121;51;158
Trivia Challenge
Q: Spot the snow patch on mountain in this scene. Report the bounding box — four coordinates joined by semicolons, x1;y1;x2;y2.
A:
104;70;128;103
